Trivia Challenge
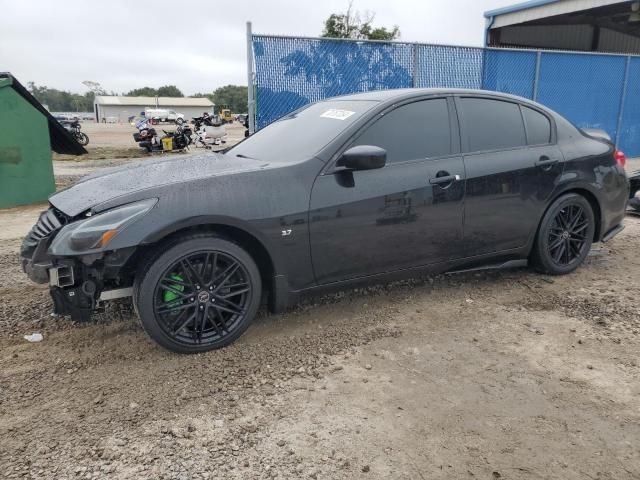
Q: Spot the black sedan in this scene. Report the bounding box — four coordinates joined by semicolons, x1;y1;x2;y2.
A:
21;89;629;353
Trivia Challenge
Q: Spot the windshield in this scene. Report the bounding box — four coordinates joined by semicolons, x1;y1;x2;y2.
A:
229;99;378;162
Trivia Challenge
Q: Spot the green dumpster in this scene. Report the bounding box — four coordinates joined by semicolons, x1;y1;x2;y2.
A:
0;73;86;209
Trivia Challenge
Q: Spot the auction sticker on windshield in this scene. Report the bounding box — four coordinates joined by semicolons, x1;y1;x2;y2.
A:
320;109;356;120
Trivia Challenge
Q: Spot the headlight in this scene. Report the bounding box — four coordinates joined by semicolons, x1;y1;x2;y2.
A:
55;199;157;252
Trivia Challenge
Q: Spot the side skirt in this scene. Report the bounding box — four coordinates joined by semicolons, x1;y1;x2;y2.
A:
445;259;528;275
274;248;529;311
601;224;624;242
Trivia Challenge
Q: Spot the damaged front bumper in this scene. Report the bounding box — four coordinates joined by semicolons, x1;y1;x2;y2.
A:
21;207;136;322
22;247;98;322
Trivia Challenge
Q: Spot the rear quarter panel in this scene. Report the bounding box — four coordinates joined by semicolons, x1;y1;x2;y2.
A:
557;134;628;239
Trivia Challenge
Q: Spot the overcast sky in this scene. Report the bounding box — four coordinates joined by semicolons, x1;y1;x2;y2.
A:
0;0;511;95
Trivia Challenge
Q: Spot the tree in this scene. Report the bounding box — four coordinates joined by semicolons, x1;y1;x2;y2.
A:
126;86;158;97
82;81;106;95
27;82;94;112
321;2;399;41
210;85;248;113
126;85;183;97
191;92;214;101
81;81;106;112
156;85;183;97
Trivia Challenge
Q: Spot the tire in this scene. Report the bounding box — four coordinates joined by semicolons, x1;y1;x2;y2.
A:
176;118;184;125
531;193;595;275
134;235;261;353
76;132;89;146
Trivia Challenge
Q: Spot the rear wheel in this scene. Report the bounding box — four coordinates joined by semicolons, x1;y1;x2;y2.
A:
134;236;261;353
531;193;595;275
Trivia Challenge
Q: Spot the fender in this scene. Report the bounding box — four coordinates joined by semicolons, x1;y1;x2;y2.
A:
141;214;288;278
551;176;603;203
538;178;605;244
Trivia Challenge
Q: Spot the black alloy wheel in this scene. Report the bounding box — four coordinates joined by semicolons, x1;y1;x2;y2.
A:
547;204;589;266
532;193;595;275
135;236;261;353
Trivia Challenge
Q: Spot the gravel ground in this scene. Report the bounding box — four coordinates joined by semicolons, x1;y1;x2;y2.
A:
0;157;639;479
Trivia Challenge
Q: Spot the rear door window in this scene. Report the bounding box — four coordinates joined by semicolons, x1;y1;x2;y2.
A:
459;98;526;152
351;98;452;163
522;106;552;145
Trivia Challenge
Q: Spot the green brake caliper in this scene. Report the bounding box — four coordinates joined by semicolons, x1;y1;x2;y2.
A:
163;273;185;307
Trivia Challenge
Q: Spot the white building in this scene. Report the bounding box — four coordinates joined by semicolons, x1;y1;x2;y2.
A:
94;96;214;123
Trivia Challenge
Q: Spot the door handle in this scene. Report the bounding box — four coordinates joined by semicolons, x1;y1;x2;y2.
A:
429;174;461;185
536;155;559;167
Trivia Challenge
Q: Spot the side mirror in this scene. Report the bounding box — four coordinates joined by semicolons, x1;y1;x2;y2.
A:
336;145;386;171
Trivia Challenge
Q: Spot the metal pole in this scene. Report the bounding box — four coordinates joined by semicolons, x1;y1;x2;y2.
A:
412;43;419;88
246;21;256;134
532;51;541;101
615;55;631;148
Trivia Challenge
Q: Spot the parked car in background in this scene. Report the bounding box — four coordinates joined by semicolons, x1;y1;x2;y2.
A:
21;88;629;353
629;170;640;213
53;113;79;122
145;108;185;125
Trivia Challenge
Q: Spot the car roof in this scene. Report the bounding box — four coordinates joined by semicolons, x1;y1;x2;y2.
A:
328;88;556;118
330;87;539;105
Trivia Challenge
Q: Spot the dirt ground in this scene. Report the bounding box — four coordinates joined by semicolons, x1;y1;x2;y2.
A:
1;156;639;479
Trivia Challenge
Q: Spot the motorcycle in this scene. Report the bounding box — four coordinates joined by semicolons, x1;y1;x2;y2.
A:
191;115;227;148
133;117;155;141
133;121;192;153
60;120;89;146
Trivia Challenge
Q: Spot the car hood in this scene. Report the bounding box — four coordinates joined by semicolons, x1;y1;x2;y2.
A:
50;152;270;216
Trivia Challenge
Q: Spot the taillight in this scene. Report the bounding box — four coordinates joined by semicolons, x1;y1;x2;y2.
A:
614;149;626;168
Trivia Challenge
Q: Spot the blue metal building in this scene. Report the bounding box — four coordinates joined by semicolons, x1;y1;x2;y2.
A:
485;0;640;52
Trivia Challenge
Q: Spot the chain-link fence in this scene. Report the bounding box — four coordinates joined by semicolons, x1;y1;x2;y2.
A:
250;33;640;156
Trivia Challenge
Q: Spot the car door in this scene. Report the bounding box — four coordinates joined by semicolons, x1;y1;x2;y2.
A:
309;97;466;285
455;96;564;257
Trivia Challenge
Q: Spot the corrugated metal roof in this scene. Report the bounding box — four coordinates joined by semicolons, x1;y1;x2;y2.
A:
485;0;624;28
94;96;214;107
0;73;87;156
484;0;560;18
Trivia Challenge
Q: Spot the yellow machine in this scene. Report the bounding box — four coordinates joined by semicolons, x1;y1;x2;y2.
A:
218;107;233;124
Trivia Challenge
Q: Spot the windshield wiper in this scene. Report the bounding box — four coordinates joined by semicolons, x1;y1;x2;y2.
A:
235;154;257;160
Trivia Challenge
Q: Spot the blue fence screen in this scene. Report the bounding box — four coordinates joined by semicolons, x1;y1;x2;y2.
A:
252;34;640;156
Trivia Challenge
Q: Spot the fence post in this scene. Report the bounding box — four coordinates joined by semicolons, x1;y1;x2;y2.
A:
246;21;256;134
615;55;631;148
532;51;541;101
412;43;419;88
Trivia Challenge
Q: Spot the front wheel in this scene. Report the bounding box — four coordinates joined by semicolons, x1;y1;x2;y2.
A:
175;118;184;125
531;193;595;275
134;236;262;353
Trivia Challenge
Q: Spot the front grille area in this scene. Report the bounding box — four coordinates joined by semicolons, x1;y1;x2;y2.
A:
22;207;69;252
